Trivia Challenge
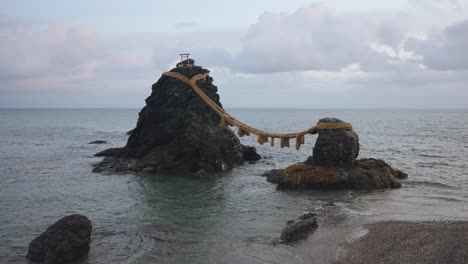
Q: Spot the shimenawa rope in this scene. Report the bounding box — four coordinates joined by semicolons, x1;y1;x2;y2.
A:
162;71;352;150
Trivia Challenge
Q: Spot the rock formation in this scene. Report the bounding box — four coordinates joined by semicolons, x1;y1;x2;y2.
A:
27;214;92;264
93;60;259;175
265;118;407;190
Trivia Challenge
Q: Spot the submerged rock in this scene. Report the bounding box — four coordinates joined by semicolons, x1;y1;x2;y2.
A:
27;214;92;264
280;212;318;244
89;140;107;144
93;60;259;175
265;117;406;190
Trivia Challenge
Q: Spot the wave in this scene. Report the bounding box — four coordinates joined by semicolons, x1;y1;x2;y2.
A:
404;180;459;190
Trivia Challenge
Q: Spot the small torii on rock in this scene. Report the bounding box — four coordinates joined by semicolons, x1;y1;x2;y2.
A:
178;53;193;67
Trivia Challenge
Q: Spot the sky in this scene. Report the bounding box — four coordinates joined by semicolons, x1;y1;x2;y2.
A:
0;0;467;108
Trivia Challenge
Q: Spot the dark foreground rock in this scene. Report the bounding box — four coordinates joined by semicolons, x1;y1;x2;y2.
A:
93;60;259;175
89;140;107;144
280;212;318;244
27;214;92;264
265;117;406;190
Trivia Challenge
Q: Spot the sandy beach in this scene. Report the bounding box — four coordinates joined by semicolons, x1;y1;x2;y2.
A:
334;221;468;264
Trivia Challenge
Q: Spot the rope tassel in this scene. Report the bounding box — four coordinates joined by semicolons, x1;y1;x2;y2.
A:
295;134;305;150
237;126;245;137
257;135;268;145
161;71;354;151
280;137;290;148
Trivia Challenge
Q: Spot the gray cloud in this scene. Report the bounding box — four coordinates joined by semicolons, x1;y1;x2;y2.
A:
0;18;148;92
228;4;411;73
406;19;468;70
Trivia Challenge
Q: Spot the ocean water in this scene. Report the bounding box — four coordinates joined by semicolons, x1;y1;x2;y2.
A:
0;108;467;264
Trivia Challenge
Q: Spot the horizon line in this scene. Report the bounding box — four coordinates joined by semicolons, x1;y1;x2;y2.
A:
1;107;467;110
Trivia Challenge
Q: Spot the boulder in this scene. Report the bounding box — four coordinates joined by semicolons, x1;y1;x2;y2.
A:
27;214;92;264
93;60;259;175
309;118;359;165
280;212;318;244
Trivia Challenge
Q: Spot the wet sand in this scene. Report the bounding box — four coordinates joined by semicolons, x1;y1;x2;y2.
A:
334;221;468;264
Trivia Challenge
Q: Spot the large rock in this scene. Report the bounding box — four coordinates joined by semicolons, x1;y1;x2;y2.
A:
27;214;92;264
93;60;259;175
266;158;404;190
264;117;406;190
310;118;359;165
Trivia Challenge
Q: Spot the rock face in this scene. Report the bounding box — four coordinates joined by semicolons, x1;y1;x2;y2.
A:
311;118;359;165
280;212;318;244
93;60;258;175
265;118;406;190
27;214;92;264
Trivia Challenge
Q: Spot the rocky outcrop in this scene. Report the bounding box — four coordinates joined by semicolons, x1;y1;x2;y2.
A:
279;212;318;244
27;214;92;264
266;158;405;189
93;60;259;175
264;118;406;190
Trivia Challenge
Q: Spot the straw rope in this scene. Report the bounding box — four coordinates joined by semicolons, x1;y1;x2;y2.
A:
162;71;353;150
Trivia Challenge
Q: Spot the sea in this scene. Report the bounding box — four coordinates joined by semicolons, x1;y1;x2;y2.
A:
0;108;467;264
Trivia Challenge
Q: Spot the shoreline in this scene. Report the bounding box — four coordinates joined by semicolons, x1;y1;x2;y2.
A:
295;212;468;264
329;219;468;264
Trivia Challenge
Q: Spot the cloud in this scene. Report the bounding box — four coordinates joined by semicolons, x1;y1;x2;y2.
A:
200;4;411;74
0;18;148;92
406;19;468;70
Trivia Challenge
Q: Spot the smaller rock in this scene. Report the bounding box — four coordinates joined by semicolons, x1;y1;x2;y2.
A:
94;148;123;157
280;212;318;244
240;145;261;162
27;214;92;264
89;140;107;144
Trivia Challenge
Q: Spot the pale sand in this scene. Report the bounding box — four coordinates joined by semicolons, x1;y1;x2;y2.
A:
333;221;468;264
